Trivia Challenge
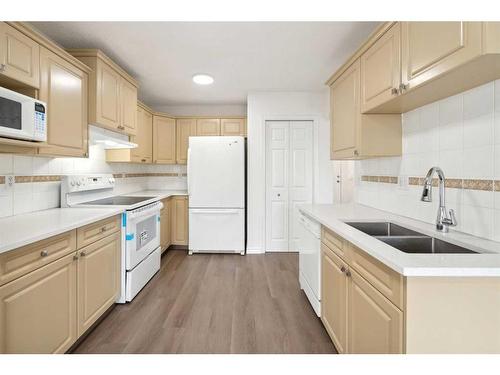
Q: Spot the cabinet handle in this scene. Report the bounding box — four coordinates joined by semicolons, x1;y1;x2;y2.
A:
100;227;107;233
391;87;399;95
73;253;79;261
117;125;125;130
354;149;359;156
340;266;346;273
399;83;408;92
80;251;86;257
142;159;146;162
345;269;352;277
40;250;48;257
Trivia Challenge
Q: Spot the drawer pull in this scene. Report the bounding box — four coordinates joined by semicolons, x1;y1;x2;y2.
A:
345;269;351;277
80;251;86;257
100;227;107;233
40;250;48;257
340;266;346;273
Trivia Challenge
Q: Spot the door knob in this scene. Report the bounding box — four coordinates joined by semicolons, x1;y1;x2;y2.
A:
277;193;281;197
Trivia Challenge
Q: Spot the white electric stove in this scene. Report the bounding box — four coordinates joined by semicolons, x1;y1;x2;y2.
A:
61;174;162;303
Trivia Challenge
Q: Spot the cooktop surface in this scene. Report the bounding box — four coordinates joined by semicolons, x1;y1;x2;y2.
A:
82;196;152;206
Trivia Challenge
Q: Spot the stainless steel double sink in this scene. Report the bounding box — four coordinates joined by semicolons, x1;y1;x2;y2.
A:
345;222;478;254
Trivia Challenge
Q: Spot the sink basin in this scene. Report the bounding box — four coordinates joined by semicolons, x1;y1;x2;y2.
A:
345;221;478;254
376;236;478;254
345;222;424;237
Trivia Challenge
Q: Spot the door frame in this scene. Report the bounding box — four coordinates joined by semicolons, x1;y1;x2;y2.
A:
263;116;317;253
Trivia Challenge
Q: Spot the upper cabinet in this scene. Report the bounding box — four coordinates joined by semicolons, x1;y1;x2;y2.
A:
221;118;246;136
401;22;482;91
360;23;401;113
176;118;196;164
69;49;138;136
196;118;220;136
153;114;176;164
330;59;401;159
38;47;89;157
0;23;40;88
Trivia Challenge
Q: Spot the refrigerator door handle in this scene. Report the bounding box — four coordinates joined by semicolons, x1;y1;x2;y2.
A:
190;209;240;214
187;147;191;196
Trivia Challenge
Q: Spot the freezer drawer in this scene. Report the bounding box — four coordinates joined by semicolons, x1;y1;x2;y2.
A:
189;208;245;253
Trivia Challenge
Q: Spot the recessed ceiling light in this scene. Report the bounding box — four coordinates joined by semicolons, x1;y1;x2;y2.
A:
192;74;214;85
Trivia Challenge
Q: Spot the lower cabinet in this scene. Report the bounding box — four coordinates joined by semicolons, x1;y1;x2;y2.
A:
0;252;77;354
321;239;403;354
171;196;188;246
160;197;172;253
77;232;120;336
0;215;121;353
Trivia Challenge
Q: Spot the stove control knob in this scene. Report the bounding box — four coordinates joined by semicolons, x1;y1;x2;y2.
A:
70;180;75;187
76;181;81;186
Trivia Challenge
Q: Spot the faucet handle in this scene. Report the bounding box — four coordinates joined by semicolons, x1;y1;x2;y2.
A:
443;209;457;227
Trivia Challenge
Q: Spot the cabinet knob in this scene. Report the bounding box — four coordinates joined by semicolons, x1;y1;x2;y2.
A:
100;227;107;232
40;250;48;257
345;270;352;277
340;266;346;273
73;254;79;261
391;87;399;95
80;251;86;257
354;149;359;156
399;83;409;92
142;159;146;162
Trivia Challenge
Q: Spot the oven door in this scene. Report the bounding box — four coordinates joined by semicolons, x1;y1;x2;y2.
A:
125;202;162;270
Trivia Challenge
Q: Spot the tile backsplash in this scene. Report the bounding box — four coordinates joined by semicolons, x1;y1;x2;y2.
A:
0;144;187;218
355;80;500;242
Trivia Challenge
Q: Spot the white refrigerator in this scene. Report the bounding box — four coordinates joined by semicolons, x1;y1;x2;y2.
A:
187;136;246;254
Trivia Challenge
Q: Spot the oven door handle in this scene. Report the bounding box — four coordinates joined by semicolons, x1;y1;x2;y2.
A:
189;209;240;215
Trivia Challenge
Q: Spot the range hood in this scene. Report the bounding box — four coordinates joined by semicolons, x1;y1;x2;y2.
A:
89;125;137;149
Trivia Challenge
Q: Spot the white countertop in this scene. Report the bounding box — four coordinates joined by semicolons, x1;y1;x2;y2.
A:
299;203;500;277
125;189;188;200
0;207;124;254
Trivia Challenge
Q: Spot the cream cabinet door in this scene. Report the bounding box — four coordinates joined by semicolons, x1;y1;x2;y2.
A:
321;245;348;354
153;115;176;164
221;118;246;136
38;47;89;157
360;23;401;113
0;23;40;88
77;232;120;337
347;268;403;354
196;119;221;136
0;253;77;354
330;60;360;159
401;22;482;90
120;78;138;135
132;106;152;163
171;196;188;245
96;60;121;130
176;118;196;164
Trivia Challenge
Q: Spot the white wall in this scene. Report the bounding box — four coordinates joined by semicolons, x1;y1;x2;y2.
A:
355;80;500;242
153;103;247;117
246;90;334;253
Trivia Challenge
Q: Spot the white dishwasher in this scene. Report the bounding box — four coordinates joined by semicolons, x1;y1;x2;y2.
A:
298;211;321;317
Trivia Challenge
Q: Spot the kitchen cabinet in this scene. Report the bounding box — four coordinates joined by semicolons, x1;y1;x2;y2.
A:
69;49;139;136
196;118;221;136
153;115;176;164
360;23;401;113
176;118;196;164
347;267;403;354
171;196;188;246
77;231;120;336
321;245;348;354
38;46;89;157
320;227;403;354
106;103;153;163
401;22;482;92
329;59;401;160
221;118;246;136
0;252;77;354
0;22;40;88
160;198;172;253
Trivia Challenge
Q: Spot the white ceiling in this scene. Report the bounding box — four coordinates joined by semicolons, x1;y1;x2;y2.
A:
31;22;379;107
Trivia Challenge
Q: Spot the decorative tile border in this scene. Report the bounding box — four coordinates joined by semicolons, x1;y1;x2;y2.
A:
362;175;500;192
0;172;188;184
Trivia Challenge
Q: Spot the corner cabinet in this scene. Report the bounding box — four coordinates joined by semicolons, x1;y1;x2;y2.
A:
153;115;176;164
69;49;138;136
0;22;40;88
38;47;89;157
330;59;401;159
176;118;196;164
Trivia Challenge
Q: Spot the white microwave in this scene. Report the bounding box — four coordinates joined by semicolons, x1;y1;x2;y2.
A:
0;86;47;142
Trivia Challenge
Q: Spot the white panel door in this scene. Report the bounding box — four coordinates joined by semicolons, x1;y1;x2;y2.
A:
188;136;245;208
289;121;313;251
265;121;313;252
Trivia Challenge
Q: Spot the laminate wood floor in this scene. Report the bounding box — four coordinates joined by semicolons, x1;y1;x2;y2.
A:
73;250;336;354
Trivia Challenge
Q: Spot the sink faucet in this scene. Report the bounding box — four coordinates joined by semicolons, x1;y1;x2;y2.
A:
420;167;457;233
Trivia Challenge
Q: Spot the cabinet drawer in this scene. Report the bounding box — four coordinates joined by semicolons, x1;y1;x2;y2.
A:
0;230;76;287
77;215;121;249
321;227;346;258
346;243;404;309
